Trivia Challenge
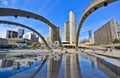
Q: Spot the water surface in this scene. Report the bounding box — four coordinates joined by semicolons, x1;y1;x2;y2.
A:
0;52;120;78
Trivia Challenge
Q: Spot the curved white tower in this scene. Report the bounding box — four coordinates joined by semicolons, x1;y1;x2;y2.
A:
69;11;76;44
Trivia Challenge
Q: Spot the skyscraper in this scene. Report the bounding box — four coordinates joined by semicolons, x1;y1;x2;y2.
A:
69;11;76;44
6;30;18;39
88;30;92;40
49;27;61;42
64;21;70;42
18;28;24;38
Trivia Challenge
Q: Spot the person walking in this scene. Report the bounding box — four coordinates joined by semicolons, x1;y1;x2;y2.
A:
110;48;112;52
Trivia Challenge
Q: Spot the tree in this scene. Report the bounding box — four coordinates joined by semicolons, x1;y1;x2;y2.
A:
8;44;17;47
72;41;75;44
113;39;120;44
31;42;40;49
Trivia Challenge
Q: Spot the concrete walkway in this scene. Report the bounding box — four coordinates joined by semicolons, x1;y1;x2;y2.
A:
84;49;120;59
0;48;120;59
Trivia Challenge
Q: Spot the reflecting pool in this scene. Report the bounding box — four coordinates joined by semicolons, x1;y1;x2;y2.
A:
0;52;120;78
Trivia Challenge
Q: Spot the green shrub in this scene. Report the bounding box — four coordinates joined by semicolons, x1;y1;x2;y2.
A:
113;39;120;44
31;42;40;49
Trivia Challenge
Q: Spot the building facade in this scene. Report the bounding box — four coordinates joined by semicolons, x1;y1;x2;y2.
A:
7;38;31;46
69;11;76;44
23;32;38;42
18;28;24;38
0;38;8;46
94;18;120;45
64;21;70;42
49;27;61;42
88;30;92;40
6;30;18;39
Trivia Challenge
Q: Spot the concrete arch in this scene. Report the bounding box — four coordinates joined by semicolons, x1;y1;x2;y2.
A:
75;0;118;50
0;8;63;50
0;20;50;50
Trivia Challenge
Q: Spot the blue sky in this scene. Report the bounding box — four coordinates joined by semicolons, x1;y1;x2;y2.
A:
0;0;120;41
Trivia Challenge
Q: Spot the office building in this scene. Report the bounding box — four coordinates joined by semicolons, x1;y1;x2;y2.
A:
94;18;120;45
69;11;76;44
6;30;18;39
23;32;38;42
18;28;24;38
64;21;70;42
49;27;61;42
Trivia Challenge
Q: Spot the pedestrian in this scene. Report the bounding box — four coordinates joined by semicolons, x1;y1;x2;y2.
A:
106;48;108;52
103;49;106;52
110;48;112;52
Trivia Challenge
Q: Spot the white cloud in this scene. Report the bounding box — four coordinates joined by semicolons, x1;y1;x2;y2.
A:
25;0;36;5
47;0;62;13
1;0;8;6
39;0;62;14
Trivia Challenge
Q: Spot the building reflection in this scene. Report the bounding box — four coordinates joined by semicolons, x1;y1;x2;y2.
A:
97;58;120;78
0;58;35;71
0;59;14;68
64;54;82;78
88;54;96;70
80;53;96;70
13;60;34;71
47;53;62;78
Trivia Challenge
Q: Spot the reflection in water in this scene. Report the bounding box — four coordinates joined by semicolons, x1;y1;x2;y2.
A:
0;54;6;59
97;58;120;78
47;53;62;78
0;53;120;78
13;59;35;71
80;53;96;70
13;62;20;70
0;59;14;68
30;55;48;78
64;54;82;78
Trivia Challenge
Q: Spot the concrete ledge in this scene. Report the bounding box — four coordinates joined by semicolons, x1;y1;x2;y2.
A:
85;49;120;59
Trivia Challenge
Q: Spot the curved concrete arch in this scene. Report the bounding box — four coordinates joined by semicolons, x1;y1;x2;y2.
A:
75;0;118;50
0;20;50;50
0;8;63;50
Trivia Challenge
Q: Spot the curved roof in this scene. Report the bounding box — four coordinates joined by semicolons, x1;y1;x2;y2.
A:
75;0;118;49
0;20;50;49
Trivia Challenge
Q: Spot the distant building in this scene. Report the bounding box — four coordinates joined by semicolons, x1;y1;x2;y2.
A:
88;30;92;40
7;38;31;46
39;37;43;43
0;38;8;46
64;21;70;42
45;36;49;42
23;32;38;42
69;11;76;44
79;39;90;44
18;28;24;38
49;27;61;42
94;18;120;45
6;30;18;39
117;21;120;38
